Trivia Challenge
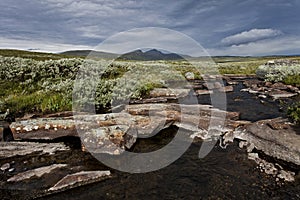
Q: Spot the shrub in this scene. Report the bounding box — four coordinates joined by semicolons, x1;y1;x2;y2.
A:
256;63;300;86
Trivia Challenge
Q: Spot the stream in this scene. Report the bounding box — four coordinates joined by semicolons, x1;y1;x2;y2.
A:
1;78;300;200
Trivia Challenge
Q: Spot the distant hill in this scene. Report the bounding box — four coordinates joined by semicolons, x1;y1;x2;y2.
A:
0;49;72;61
118;49;185;60
60;50;118;59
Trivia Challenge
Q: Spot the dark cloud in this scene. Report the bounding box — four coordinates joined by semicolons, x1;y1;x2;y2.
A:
0;0;299;55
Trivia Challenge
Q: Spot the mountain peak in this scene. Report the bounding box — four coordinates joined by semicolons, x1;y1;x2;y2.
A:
145;49;160;53
119;49;183;60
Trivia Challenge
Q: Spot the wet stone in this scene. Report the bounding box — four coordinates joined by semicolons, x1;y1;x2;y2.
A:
7;164;67;182
48;170;111;192
0;142;70;159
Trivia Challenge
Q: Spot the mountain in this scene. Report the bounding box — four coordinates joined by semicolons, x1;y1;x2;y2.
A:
119;49;185;60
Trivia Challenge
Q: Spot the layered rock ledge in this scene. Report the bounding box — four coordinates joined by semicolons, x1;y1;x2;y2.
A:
9;103;241;155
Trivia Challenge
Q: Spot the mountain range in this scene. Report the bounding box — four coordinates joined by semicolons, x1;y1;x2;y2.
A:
61;49;187;60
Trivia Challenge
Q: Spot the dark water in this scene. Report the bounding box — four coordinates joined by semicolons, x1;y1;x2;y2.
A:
40;135;299;200
196;80;287;121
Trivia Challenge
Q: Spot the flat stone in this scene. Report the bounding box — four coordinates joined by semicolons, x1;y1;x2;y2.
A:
149;88;190;98
195;90;212;95
227;81;239;85
269;91;297;99
48;170;111;192
130;97;168;104
234;118;300;165
0;142;70;159
10;118;77;140
7;164;67;182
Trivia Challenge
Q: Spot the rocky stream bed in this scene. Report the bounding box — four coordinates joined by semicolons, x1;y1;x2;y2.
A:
0;76;299;199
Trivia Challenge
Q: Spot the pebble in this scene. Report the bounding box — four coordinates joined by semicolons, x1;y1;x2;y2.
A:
258;94;267;99
1;163;10;171
8;168;15;172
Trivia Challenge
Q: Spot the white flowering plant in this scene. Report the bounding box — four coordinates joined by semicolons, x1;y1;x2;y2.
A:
256;63;300;86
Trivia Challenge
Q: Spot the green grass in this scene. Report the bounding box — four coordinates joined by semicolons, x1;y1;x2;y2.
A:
135;82;164;97
283;75;300;86
287;102;300;124
217;61;267;75
2;92;72;117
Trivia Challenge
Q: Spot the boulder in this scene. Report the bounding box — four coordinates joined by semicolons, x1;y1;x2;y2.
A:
185;72;195;80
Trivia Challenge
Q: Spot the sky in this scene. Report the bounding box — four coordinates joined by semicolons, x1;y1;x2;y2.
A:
1;0;300;56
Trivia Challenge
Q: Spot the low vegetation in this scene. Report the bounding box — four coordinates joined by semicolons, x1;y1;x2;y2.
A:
217;61;264;75
1;50;299;118
0;56;196;116
287;102;300;124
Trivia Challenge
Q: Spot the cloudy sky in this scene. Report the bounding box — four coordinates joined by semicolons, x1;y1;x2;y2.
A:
1;0;300;56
